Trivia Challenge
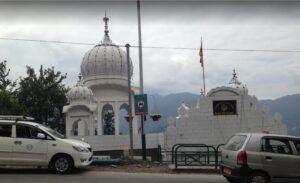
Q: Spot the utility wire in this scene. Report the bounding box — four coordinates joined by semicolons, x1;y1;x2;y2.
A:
0;37;95;46
1;37;300;53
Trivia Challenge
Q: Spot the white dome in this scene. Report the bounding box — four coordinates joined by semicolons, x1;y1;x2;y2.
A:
67;81;93;103
80;16;133;82
81;41;133;79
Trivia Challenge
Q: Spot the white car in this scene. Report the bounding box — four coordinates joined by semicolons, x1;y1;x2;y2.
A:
0;116;93;173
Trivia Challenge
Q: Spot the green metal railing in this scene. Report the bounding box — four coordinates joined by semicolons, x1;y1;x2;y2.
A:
174;144;217;169
157;143;225;169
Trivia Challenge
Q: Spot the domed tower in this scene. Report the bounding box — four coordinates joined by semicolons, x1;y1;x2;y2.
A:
80;15;133;93
64;15;138;138
63;74;97;137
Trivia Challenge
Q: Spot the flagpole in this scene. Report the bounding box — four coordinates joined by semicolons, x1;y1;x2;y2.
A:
202;60;206;95
200;38;206;95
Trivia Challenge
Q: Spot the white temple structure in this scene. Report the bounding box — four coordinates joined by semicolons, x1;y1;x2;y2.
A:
62;15;287;159
63;15;138;137
164;70;287;150
63;15;164;154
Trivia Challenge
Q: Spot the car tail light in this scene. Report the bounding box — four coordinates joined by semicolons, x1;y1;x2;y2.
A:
237;150;247;165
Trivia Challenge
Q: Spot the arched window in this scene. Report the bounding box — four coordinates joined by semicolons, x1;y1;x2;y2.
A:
119;103;129;135
102;104;115;135
73;122;78;136
72;119;88;136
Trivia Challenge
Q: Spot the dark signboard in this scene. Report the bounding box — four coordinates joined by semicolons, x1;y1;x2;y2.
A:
213;100;237;115
134;94;148;115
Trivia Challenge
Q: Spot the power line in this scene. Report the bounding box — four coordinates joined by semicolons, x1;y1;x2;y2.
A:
0;37;300;53
0;37;95;46
131;45;300;53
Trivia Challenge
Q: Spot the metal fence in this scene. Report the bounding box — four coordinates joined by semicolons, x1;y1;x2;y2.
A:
157;143;225;169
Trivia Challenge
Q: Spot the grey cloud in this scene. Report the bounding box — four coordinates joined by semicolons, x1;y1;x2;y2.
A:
0;1;299;99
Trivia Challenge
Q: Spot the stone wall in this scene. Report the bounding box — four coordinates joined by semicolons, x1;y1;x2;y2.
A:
71;133;164;151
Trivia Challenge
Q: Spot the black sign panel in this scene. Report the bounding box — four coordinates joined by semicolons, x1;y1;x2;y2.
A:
213;100;237;115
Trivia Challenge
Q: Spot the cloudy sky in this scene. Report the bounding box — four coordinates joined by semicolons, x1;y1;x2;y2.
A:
0;1;299;99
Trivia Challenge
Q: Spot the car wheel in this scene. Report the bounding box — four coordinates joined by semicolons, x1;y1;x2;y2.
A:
248;172;269;183
52;155;73;174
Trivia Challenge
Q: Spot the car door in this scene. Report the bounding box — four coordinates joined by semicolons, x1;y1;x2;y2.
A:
291;140;300;179
11;124;48;166
260;137;299;181
0;124;13;164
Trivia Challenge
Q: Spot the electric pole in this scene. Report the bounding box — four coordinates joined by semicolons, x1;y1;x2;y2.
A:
126;43;134;158
137;0;146;161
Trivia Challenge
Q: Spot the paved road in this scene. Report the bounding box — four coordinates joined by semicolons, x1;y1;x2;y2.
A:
0;168;228;183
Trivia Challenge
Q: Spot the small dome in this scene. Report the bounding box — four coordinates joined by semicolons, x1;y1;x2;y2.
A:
80;15;133;81
67;78;93;103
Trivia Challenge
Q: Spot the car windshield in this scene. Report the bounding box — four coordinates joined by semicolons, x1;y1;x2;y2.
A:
45;128;65;139
38;125;65;139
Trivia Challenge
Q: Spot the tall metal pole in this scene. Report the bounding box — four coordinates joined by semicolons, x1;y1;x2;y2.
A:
137;0;144;93
202;63;206;95
137;0;146;161
126;44;134;158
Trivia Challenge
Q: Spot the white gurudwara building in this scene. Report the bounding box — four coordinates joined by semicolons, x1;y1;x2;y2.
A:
63;16;163;156
164;70;287;150
63;15;287;159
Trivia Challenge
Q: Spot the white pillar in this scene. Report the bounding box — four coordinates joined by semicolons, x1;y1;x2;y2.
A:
89;114;94;136
97;101;103;135
114;103;120;135
66;114;71;137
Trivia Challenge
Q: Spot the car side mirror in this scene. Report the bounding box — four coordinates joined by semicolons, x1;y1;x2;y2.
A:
37;133;45;139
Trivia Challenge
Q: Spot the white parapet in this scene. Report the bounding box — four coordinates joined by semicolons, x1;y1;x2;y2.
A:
70;133;164;151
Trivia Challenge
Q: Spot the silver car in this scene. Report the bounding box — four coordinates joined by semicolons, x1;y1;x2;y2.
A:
221;133;300;183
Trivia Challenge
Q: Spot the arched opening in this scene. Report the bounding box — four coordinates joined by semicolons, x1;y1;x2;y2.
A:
102;104;115;135
119;103;129;135
73;122;78;136
72;119;88;136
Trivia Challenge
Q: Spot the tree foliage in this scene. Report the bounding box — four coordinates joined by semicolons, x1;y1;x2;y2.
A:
0;60;16;91
0;60;68;133
17;65;68;124
0;90;26;115
0;60;24;115
103;111;115;135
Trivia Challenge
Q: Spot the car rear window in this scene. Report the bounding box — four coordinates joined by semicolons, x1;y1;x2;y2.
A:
224;135;247;151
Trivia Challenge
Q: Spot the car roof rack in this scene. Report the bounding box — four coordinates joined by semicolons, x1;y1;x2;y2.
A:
0;115;35;122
